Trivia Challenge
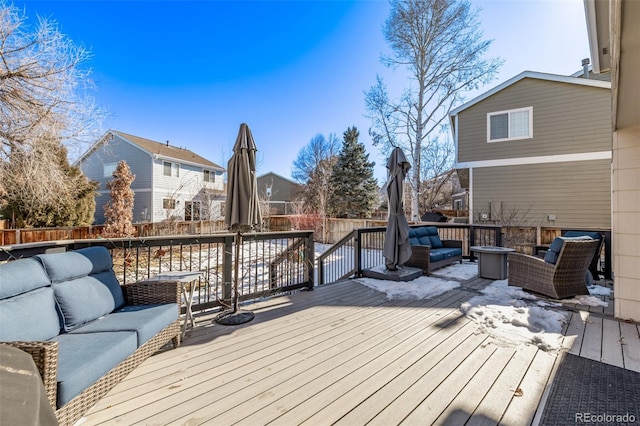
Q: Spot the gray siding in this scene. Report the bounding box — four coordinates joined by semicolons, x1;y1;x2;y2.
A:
458;78;611;163
472;159;611;228
79;135;152;224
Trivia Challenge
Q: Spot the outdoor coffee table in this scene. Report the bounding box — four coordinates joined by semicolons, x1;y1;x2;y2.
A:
147;271;204;339
470;246;515;280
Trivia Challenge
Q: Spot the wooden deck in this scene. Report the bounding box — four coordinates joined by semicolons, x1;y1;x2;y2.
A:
80;276;640;426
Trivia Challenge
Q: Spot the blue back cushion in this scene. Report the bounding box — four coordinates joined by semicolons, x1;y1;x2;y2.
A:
0;258;51;299
424;227;444;249
544;236;593;264
36;247;125;331
0;258;60;341
564;231;601;241
543;237;565;264
408;227;444;247
0;287;61;341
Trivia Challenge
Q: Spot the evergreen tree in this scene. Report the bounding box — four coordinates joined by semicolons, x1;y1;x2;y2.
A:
328;127;379;218
0;139;97;227
103;160;136;237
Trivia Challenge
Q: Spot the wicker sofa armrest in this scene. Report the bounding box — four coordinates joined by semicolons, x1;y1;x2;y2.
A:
123;280;181;306
1;341;59;411
405;244;431;272
442;240;463;250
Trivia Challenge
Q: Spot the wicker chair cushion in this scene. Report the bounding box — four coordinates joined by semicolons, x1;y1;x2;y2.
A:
0;258;51;299
0;287;61;341
70;303;179;347
52;331;138;407
544;236;593;264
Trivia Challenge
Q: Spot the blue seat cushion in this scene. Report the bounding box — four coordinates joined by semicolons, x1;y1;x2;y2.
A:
52;331;137;407
434;248;462;259
409;236;420;246
70;303;179;347
0;287;61;341
0;258;51;299
429;251;445;262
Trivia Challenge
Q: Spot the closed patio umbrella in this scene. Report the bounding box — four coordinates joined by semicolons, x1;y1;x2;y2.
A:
383;147;412;270
216;123;262;325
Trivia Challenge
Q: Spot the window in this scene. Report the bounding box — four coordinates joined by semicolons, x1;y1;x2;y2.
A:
203;170;216;183
163;162;180;177
185;201;201;221
454;199;463;211
487;107;533;142
103;162;117;178
163;198;176;210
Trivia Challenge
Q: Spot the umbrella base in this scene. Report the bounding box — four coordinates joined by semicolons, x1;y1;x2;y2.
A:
214;309;255;325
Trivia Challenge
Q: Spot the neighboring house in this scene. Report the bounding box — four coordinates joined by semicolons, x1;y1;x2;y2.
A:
257;172;301;215
421;169;466;211
75;130;225;224
449;70;612;228
585;0;640;321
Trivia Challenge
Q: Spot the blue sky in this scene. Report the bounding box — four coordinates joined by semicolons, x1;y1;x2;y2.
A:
14;0;591;184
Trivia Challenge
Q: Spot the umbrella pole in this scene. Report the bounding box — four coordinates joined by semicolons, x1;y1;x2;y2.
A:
215;231;255;325
233;231;241;312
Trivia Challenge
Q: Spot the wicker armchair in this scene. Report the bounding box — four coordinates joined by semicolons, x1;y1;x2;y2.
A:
508;239;600;299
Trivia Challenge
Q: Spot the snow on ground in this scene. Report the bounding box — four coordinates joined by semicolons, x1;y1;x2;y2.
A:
355;276;460;300
351;260;613;353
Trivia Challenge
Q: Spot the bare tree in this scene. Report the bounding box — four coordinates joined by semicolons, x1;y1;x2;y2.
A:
103;161;136;237
0;2;104;219
365;0;502;221
292;133;340;242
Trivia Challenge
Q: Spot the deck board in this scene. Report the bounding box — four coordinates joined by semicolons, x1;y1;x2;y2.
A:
79;276;640;426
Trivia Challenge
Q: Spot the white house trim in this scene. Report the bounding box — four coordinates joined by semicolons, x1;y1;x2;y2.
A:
456;150;612;169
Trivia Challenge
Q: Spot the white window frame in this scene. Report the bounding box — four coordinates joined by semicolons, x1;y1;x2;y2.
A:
203;169;216;183
103;162;118;178
486;106;533;143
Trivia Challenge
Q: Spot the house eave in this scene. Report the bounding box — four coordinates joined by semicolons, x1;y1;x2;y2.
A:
449;71;611;118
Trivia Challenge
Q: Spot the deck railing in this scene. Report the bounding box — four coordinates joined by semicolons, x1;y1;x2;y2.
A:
317;224;503;285
0;231;315;314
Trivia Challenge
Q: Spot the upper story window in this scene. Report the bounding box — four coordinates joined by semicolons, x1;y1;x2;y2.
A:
163;161;180;177
203;170;216;183
487;107;533;142
103;162;117;178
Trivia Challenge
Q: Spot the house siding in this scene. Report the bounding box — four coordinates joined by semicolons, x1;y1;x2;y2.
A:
472;159;611;228
79;134;153;224
458;78;611;163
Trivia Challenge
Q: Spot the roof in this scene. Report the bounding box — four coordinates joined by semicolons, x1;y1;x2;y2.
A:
450;71;611;118
112;130;224;170
257;171;299;186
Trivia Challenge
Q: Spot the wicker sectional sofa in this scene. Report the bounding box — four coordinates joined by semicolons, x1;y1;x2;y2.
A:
405;226;463;274
0;246;182;426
